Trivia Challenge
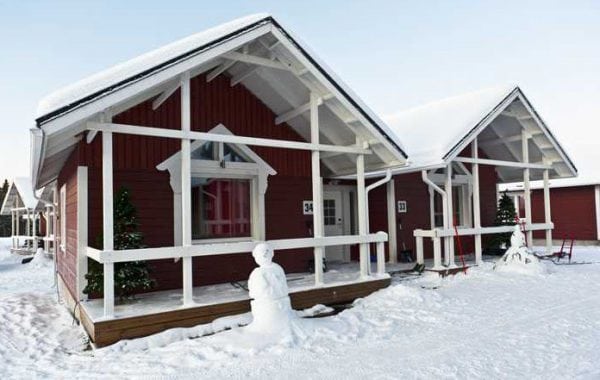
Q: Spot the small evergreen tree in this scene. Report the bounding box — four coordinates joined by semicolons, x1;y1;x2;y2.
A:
84;187;155;300
489;192;517;248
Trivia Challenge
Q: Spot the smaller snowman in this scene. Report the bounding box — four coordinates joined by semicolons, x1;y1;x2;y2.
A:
247;243;296;332
494;224;545;274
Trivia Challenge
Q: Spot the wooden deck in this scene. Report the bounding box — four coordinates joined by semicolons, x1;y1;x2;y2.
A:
80;277;391;347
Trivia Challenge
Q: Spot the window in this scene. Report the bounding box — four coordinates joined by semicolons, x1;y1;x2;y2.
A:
323;199;336;226
433;186;463;228
60;184;66;253
191;178;251;240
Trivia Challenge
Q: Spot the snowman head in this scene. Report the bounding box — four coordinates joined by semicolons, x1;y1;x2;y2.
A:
252;242;274;267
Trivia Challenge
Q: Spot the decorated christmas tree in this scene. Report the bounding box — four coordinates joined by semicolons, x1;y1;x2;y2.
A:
84;187;155;299
489;192;517;249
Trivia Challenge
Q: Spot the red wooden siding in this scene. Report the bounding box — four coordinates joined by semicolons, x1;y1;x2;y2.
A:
367;147;500;260
56;149;79;299
58;72;314;294
531;185;598;241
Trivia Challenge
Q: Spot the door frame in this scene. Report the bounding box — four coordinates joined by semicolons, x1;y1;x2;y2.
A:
323;184;356;261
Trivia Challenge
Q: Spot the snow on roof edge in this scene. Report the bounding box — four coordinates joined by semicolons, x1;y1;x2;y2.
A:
36;13;270;120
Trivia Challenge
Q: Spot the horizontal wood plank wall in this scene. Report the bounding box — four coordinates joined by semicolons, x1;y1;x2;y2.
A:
531;185;597;240
56;148;79;298
73;73;313;294
87;278;390;347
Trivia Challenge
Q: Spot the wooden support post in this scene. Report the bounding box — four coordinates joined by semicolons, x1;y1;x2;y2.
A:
386;180;398;264
180;72;194;305
310;92;324;285
102;130;114;318
543;168;552;254
445;164;456;267
356;147;368;278
472;140;482;265
522;131;533;249
428;186;435;229
11;210;15;249
376;241;385;274
433;237;442;270
415;236;424;264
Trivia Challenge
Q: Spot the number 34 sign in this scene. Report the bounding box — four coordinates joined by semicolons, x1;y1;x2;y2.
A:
303;200;314;215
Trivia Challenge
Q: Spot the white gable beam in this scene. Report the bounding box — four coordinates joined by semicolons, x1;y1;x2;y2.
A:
275;94;333;125
152;82;180;110
222;51;289;71
230;66;260;87
206;60;236;83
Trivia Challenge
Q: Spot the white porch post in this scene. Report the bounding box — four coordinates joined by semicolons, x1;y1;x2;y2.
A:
522;131;533;249
543;168;552;253
44;207;50;254
433;237;442;269
26;209;30;249
310;92;324;285
180;72;194;305
415;236;424;264
356;145;368;278
428;186;435;229
102;130;114;318
386;179;398;264
472;140;482;264
445;164;456;267
11;210;15;249
32;212;38;251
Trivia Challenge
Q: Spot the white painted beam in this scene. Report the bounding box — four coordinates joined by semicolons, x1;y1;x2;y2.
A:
471;140;482;264
230;66;260;87
206;60;236;83
152;82;180;110
445;164;456;268
386;179;397;264
543;168;552;253
522;130;533;248
180;72;194;306
275;96;330;125
310;92;324;286
222;51;289;71
356;140;368;278
453;156;551;170
102;130;114;318
86;122;372;155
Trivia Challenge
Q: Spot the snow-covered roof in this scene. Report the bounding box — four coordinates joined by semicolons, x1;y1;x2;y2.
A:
36;14;269;119
385;85;515;169
32;14;407;188
383;85;577;182
0;178;44;215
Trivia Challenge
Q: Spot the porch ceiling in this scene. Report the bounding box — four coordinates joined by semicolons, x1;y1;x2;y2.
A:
32;14;407;188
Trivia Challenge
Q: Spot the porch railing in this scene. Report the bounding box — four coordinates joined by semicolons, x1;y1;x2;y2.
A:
414;223;553;270
86;231;388;319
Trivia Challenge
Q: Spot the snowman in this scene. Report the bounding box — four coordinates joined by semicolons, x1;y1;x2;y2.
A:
247;243;296;332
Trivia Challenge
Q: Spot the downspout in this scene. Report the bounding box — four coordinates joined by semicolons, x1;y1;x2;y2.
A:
364;169;392;271
421;170;448;231
365;169;392;234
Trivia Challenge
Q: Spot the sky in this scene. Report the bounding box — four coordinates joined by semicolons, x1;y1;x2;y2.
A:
0;0;599;182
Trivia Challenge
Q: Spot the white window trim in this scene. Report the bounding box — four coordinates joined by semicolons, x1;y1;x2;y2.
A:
157;124;276;244
59;184;66;253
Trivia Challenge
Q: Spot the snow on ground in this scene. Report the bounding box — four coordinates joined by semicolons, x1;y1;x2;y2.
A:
1;237;600;379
